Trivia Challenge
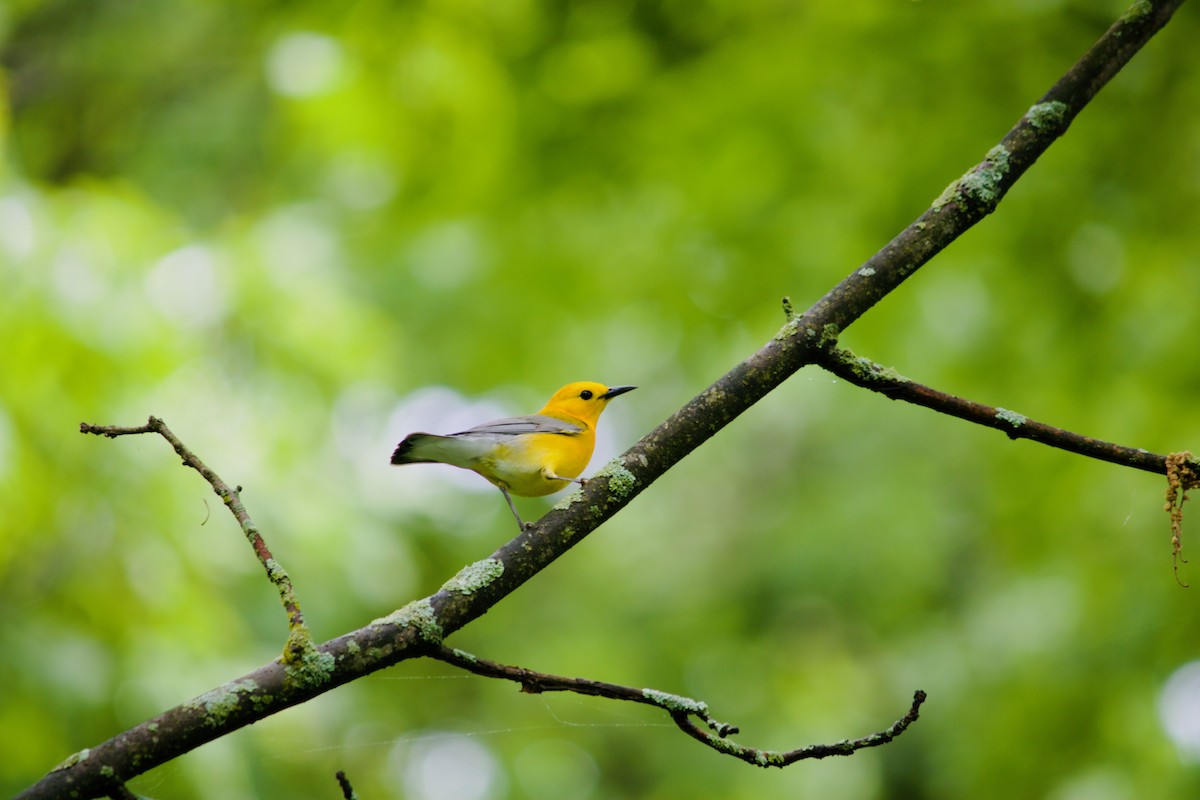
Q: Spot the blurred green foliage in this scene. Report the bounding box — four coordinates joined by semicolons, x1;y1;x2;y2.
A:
3;0;1200;798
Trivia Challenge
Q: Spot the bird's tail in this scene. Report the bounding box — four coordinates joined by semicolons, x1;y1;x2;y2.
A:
391;432;447;464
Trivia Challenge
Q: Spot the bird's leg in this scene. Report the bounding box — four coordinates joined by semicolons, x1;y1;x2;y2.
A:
498;484;532;530
544;471;587;487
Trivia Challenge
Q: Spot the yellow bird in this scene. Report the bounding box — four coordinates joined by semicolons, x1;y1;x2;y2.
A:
391;382;636;529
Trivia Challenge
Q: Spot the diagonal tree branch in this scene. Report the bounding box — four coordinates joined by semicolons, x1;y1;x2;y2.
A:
424;0;1187;650
21;3;1186;798
807;0;1184;335
429;645;926;767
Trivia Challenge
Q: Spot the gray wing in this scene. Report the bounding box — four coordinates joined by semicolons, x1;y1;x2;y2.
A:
456;413;583;437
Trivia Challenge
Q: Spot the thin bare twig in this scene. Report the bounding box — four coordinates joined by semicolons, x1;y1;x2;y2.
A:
669;690;927;768
429;645;739;736
335;770;357;800
815;346;1200;482
429;645;924;766
79;417;317;662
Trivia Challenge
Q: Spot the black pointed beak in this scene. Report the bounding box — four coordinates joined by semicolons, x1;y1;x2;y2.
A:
600;385;637;400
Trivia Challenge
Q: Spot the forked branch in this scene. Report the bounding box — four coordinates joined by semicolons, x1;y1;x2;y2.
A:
815;345;1199;582
80;418;317;662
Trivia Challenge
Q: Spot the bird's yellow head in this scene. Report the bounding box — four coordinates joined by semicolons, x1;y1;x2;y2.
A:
539;381;636;428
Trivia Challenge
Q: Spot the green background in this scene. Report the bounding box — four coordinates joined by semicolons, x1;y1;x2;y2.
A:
3;1;1200;798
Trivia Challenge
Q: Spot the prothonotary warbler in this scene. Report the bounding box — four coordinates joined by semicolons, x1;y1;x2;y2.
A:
391;382;636;529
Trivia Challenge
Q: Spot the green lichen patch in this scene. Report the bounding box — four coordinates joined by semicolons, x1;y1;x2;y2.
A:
371;597;443;644
1026;101;1068;132
283;623;317;666
957;145;1011;210
773;314;801;342
283;644;336;691
642;688;709;716
551;487;586;511
932;180;962;212
442;558;504;595
836;351;909;385
52;748;90;771
250;693;276;713
996;408;1027;428
189;679;260;728
863;364;903;383
754;749;787;767
706;733;742;756
263;557;288;584
604;464;638;500
934;145;1012;213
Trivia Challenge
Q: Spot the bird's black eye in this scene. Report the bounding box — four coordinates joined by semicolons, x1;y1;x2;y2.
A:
580;389;594;400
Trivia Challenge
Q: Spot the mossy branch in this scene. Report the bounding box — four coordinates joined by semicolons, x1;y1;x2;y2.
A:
429;645;925;766
815;346;1200;482
79;418;318;664
670;690;927;768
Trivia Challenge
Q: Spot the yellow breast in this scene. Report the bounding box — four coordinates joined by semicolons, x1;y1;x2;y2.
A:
480;430;595;497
